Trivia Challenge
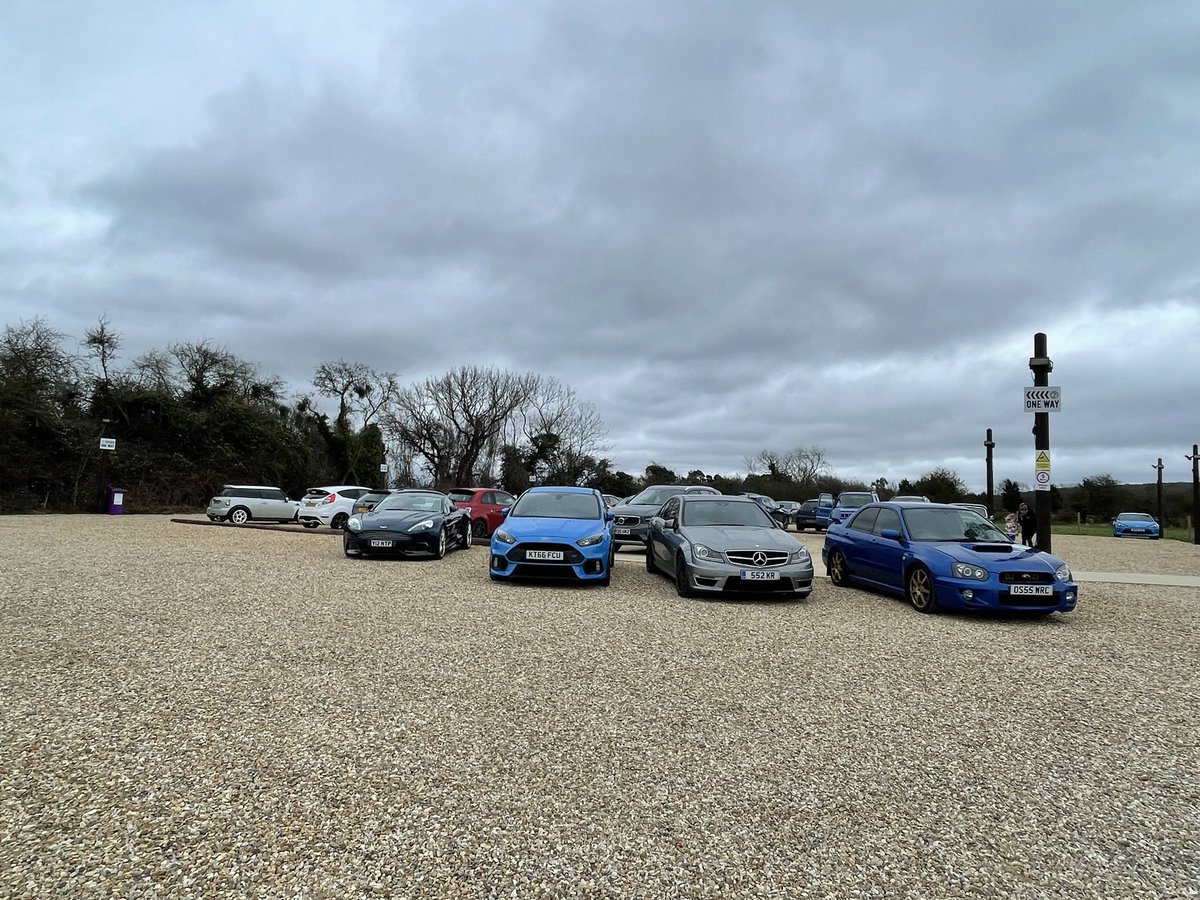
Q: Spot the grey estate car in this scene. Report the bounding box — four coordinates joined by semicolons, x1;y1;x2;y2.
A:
206;485;300;525
609;484;721;548
646;494;814;598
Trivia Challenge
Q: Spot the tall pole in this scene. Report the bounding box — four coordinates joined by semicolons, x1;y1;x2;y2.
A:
984;428;995;517
1029;334;1052;552
1153;457;1164;528
1188;445;1200;545
97;418;111;513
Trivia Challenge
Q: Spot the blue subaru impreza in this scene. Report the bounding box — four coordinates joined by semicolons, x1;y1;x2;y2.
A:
823;502;1078;615
489;486;615;585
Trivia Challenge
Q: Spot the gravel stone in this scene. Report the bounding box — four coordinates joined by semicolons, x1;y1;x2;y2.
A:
1;515;1197;899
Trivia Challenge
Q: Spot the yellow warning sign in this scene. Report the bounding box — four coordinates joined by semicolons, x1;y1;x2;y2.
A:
1035;451;1051;470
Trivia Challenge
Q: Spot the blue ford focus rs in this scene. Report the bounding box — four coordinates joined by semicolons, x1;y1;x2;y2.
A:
489;486;615;585
822;502;1078;615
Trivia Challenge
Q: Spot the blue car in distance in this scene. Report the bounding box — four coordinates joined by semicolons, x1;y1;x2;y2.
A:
1112;512;1161;539
822;502;1078;615
489;486;615;585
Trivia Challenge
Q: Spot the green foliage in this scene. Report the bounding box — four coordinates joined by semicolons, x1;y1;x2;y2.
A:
911;467;967;503
1001;479;1023;512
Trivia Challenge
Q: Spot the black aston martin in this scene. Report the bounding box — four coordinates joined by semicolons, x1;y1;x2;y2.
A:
342;489;472;559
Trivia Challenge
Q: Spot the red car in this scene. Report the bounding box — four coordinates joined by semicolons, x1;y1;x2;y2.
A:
447;487;517;538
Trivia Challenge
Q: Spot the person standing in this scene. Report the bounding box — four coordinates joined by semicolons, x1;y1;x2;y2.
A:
1018;502;1037;546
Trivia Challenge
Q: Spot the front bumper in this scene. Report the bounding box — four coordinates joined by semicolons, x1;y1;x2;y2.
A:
934;577;1079;613
344;528;440;556
611;522;649;544
490;540;611;582
1113;526;1159;538
683;558;814;597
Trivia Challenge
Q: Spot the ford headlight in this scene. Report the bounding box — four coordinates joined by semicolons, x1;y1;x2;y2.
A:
1055;564;1071;582
952;562;988;581
494;529;516;545
347;516;362;531
576;533;605;547
407;519;435;533
693;543;722;562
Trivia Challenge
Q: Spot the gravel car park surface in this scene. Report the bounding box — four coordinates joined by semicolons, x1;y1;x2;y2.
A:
2;515;1198;899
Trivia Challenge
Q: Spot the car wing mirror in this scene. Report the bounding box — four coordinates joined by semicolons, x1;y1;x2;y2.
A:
605;510;614;521
880;528;903;541
500;507;511;517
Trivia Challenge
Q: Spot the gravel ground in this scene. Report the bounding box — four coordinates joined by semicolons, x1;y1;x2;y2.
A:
1;515;1198;899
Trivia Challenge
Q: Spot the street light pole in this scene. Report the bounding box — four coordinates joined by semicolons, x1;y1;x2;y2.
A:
1188;444;1200;545
1153;457;1164;529
984;428;995;518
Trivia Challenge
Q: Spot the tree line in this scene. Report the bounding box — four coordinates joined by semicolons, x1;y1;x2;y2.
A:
0;317;1185;523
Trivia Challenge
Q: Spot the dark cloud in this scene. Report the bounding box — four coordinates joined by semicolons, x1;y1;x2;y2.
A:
3;0;1199;490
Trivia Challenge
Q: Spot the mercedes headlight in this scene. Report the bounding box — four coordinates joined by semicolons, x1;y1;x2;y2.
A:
1055;564;1072;582
576;533;605;547
692;543;722;562
791;545;810;564
407;518;435;533
952;562;989;581
494;529;516;545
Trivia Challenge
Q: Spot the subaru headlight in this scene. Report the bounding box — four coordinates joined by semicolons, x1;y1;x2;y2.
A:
347;516;362;531
494;529;516;545
692;543;722;563
952;562;988;581
1055;564;1072;582
576;533;606;547
407;519;435;533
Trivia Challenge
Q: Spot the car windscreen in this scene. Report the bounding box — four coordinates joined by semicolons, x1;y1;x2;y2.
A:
799;501;818;510
511;491;601;519
447;491;475;503
681;499;774;528
902;508;1009;542
1119;513;1153;521
303;489;331;498
629;487;684;506
840;494;874;508
375;494;442;512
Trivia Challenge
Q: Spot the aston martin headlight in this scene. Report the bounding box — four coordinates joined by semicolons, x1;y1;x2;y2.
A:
407;518;435;533
952;562;988;581
693;543;722;562
494;529;516;544
576;533;605;547
347;516;362;531
1055;564;1072;582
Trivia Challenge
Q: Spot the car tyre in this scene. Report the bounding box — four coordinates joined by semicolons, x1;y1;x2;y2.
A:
302;521;319;529
434;528;448;560
906;564;939;613
827;550;849;587
674;555;696;598
331;513;348;530
228;507;250;526
598;549;613;587
645;542;657;574
489;571;503;581
459;519;471;549
472;518;489;539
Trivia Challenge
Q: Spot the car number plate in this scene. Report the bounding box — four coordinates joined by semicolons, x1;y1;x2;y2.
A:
614;528;631;536
1010;584;1052;596
1131;528;1145;533
741;570;780;581
526;550;564;561
369;539;393;548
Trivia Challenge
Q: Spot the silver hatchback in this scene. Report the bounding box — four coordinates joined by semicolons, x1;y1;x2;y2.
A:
206;485;300;525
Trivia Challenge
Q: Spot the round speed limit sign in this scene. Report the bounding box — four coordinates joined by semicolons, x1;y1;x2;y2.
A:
1035;471;1051;485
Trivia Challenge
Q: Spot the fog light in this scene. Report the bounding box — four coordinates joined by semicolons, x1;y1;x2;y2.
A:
1066;591;1075;601
491;555;507;570
961;589;974;600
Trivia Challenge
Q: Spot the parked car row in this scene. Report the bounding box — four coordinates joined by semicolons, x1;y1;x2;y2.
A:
204;482;1089;616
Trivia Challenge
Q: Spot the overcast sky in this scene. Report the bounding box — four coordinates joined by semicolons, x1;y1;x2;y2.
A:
3;1;1197;491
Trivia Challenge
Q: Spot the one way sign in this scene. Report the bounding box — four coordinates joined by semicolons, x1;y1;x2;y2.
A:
1024;386;1062;412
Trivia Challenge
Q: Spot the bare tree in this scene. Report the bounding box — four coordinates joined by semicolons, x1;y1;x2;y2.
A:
384;366;539;488
81;315;121;386
313;359;399;432
509;376;610;483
